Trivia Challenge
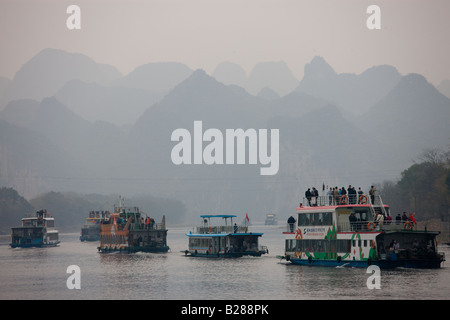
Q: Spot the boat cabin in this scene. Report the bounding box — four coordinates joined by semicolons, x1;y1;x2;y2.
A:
186;215;267;257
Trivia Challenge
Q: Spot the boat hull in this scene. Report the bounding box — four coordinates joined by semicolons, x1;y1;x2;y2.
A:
185;250;266;258
80;234;100;241
98;245;170;253
10;241;60;248
287;257;444;269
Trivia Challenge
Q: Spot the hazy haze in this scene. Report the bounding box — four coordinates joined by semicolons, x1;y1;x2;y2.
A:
1;0;449;85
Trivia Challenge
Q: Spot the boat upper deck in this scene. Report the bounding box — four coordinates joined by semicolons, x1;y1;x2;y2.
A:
190;215;251;235
284;194;425;233
299;194;387;210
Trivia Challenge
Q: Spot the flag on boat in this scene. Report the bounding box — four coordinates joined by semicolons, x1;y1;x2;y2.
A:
245;213;249;222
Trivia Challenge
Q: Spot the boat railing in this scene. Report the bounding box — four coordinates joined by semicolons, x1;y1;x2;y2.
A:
129;222;166;231
338;220;417;232
301;194;383;207
195;225;248;234
284;220;418;233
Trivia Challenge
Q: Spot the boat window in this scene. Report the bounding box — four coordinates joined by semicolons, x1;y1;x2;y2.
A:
298;212;332;226
45;220;54;228
189;238;212;248
285;239;351;253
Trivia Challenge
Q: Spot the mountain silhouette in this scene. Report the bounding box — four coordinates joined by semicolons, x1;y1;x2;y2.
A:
113;61;193;92
212;62;248;88
296;56;402;115
2;48;122;106
358;73;450;169
247;61;299;96
1;50;449;223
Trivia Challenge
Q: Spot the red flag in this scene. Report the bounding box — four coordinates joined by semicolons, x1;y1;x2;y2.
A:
245;213;249;222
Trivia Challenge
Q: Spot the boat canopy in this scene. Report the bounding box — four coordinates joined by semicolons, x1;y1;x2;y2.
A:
200;215;237;218
187;232;263;237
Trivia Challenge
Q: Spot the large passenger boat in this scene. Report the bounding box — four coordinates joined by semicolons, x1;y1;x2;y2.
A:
80;211;110;241
282;194;445;268
10;209;60;248
97;197;169;253
185;215;268;258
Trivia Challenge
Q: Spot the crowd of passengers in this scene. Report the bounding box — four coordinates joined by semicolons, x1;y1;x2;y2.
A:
305;185;377;206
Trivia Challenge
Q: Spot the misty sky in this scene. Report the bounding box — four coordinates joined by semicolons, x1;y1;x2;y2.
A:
1;0;449;85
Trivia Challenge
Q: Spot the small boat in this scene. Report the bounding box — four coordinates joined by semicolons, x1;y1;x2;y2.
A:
281;193;445;269
80;211;110;241
10;209;60;248
97;197;169;253
185;215;268;258
265;214;278;225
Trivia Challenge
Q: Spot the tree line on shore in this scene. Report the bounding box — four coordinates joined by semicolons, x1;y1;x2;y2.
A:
379;147;450;222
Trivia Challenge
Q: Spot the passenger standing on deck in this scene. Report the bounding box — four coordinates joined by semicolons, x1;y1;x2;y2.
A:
287;216;296;232
312;187;319;206
402;212;408;222
340;187;347;204
349;213;357;231
305;188;312;206
357;187;364;203
328;187;333;205
395;213;402;224
376;212;384;227
369;186;376;204
333;187;339;205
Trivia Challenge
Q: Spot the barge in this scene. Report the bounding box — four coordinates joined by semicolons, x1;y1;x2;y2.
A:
98;197;169;253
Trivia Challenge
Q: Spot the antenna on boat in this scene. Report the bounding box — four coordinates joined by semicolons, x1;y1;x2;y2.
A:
119;195;124;209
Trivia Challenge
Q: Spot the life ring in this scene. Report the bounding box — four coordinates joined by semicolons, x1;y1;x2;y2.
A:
404;221;413;230
359;195;368;204
340;195;349;204
367;222;376;231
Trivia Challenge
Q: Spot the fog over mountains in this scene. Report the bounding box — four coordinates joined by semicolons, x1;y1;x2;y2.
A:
1;48;449;222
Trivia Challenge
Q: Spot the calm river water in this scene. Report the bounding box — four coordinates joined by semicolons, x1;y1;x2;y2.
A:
1;225;449;301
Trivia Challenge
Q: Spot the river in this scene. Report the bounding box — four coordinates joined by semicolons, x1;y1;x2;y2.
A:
1;225;449;301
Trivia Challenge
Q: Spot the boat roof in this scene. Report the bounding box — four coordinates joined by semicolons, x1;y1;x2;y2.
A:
296;204;388;212
21;216;54;220
200;215;237;218
186;232;263;237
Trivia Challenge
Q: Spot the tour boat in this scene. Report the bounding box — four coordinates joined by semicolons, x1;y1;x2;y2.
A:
80;210;110;241
282;193;445;268
97;197;169;253
10;209;60;248
185;215;268;258
265;214;278;225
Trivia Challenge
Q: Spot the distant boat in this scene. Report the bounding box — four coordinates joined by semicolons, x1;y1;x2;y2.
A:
80;211;110;242
10;209;60;248
184;215;268;258
265;214;278;225
97;196;169;253
281;193;445;269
